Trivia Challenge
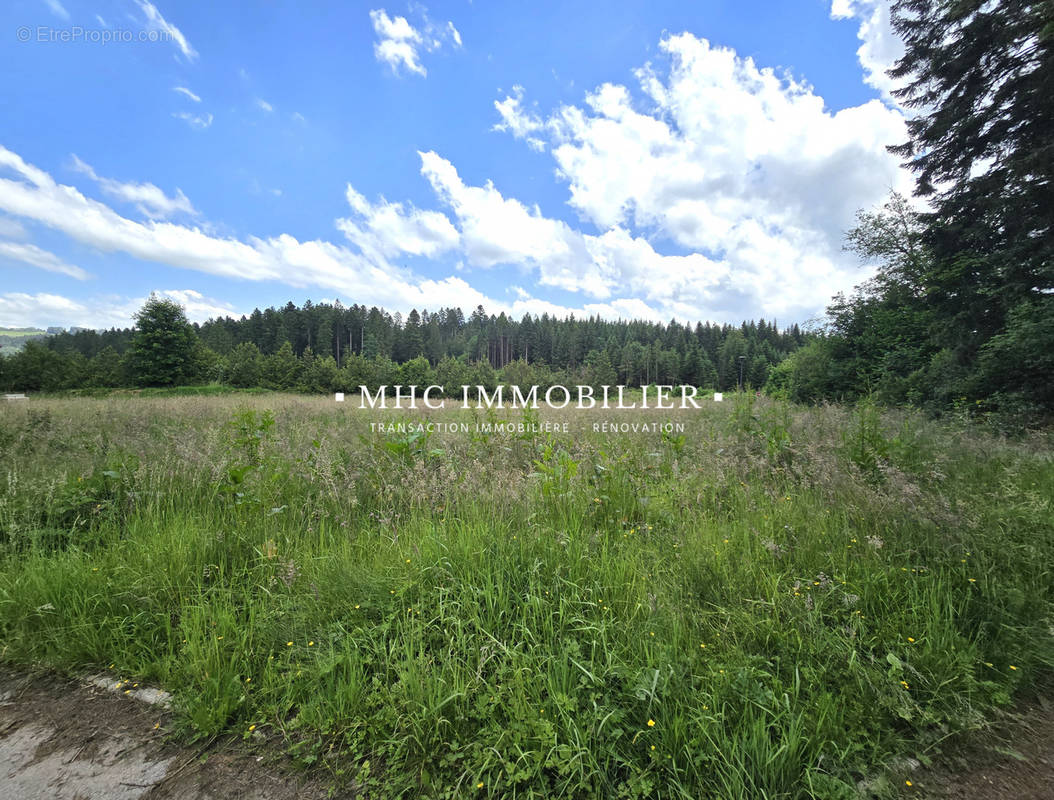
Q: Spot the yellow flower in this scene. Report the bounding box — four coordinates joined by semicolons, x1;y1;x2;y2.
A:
308;641;314;646
906;780;913;787
405;558;411;563
650;745;656;751
968;578;977;583
699;643;706;648
286;641;293;647
907;637;915;643
355;604;360;609
1009;665;1018;670
477;782;484;789
900;680;910;689
647;719;655;727
249;724;256;731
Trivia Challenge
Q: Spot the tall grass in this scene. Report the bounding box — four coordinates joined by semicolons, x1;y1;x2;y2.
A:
0;395;1051;798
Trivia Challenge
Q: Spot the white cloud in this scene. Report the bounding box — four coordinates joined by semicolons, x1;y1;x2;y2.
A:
172;111;213;130
134;0;198;62
70;155;196;219
255;98;274;113
830;0;904;101
338;184;460;258
0;289;239;330
0;241;89;280
419;151;730;309
173;86;201;103
0;144;498;319
44;0;69;21
493;86;547;152
369;7;461;77
487;33;912;319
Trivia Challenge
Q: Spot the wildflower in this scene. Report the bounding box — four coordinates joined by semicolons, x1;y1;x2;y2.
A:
286;641;293;647
649;631;655;637
308;641;314;646
249;724;256;731
907;637;915;643
700;643;706;649
405;558;411;564
968;578;977;583
906;780;912;787
650;745;656;751
216;636;223;640
900;681;910;689
477;782;484;789
723;538;729;543
154;723;160;730
1009;665;1018;670
647;719;655;727
355;604;360;609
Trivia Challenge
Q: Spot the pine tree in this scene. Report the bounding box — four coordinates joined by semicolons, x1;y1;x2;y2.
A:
128;295;199;387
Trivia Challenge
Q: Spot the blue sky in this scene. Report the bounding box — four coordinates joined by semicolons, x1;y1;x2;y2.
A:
0;0;908;330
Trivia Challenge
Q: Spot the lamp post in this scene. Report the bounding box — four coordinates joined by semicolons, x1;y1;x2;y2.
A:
738;355;746;392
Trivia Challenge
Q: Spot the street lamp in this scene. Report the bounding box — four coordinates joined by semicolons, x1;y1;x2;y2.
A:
738;355;746;392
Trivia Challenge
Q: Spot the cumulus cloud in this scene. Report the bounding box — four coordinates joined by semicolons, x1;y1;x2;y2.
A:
134;0;198;62
418;151;730;311
255;98;274;113
70;155;196;219
830;0;904;101
0;145;501;320
338;184;460;259
369;7;462;77
0;241;89;280
493;86;547;152
490;33;911;319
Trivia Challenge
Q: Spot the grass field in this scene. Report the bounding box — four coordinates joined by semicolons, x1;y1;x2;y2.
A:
0;394;1051;798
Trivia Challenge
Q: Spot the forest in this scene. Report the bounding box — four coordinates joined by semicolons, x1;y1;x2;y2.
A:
0;301;806;395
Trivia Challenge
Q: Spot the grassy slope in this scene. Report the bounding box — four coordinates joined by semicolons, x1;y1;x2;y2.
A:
0;395;1051;799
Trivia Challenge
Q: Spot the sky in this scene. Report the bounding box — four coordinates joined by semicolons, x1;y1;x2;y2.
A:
0;0;910;331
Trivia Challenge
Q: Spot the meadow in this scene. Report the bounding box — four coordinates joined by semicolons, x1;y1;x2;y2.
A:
0;393;1051;798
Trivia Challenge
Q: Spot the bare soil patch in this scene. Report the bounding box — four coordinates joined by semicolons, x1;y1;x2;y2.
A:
0;666;342;800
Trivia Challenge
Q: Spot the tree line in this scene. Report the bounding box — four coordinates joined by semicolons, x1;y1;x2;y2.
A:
0;297;807;394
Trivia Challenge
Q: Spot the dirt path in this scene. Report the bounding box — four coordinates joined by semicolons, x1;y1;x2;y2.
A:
0;667;342;800
907;694;1054;799
3;665;1053;799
